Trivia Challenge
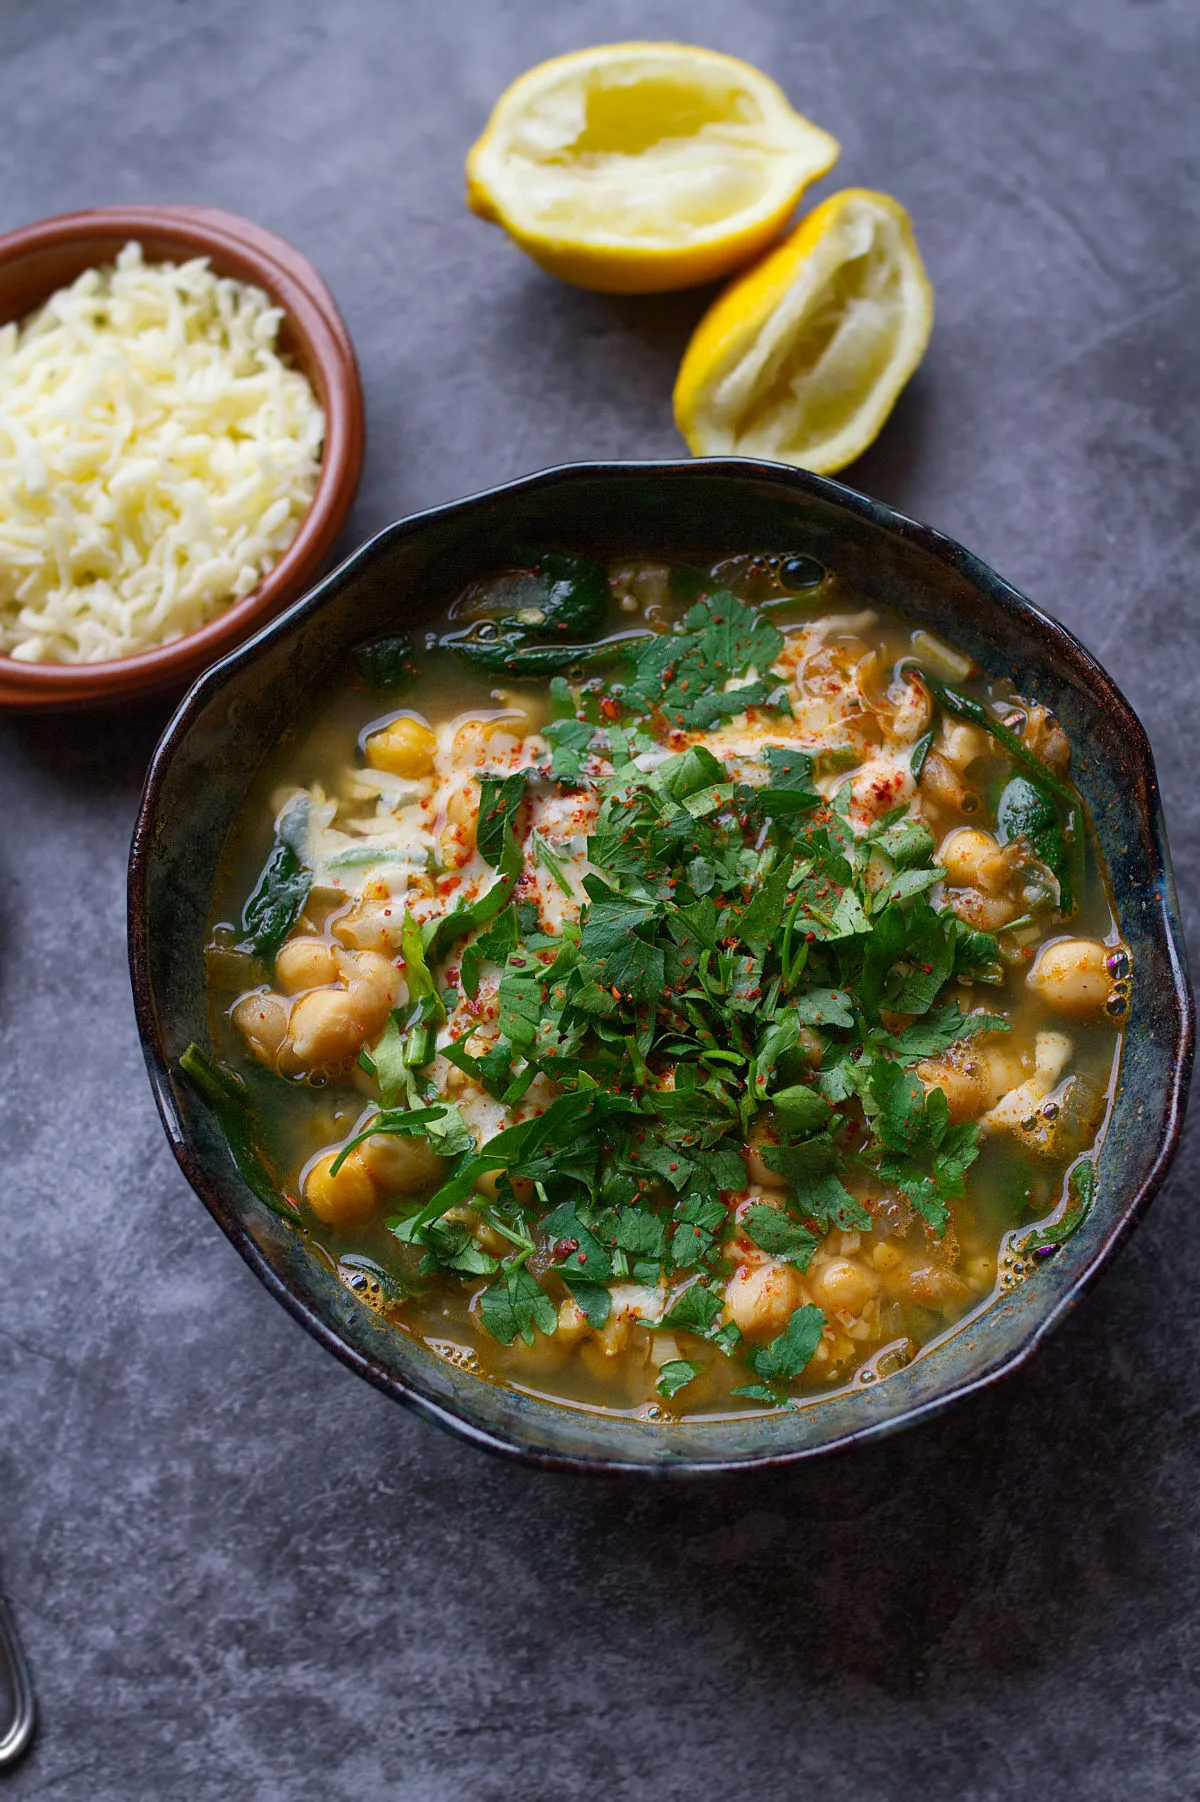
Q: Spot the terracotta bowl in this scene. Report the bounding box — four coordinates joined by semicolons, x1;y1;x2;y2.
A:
0;205;364;709
129;460;1193;1475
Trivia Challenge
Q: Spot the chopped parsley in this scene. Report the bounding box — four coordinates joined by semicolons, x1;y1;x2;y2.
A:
340;591;1028;1406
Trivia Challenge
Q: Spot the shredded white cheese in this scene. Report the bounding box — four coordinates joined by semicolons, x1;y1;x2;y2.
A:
0;241;324;664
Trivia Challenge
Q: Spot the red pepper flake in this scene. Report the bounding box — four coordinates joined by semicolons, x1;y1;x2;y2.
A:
553;1238;579;1260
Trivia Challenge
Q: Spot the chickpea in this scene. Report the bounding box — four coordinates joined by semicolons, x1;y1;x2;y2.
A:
305;1149;379;1228
441;780;479;868
274;935;339;994
947;888;1019;931
939;828;1010;896
744;1117;787;1189
231;991;288;1065
452;717;520;762
964;1253;997;1293
983;1029;1072;1132
556;1298;591;1344
473;1168;536;1209
1026;937;1115;1019
579;1312;633;1378
357;1131;447;1194
724;1260;804;1340
920;750;977;814
344;948;403;1008
440;1204;509;1257
938;720;990;771
365;715;437;779
907;1264;971;1312
983;1042;1029;1107
288;987;367;1069
917;1045;989;1122
286;953;399;1073
811;1258;880;1312
331;901;404;955
882;672;932;743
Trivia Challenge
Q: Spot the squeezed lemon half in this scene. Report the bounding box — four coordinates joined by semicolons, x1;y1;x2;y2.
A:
673;188;934;473
466;42;840;294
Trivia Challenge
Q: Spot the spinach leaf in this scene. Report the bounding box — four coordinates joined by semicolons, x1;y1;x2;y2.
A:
239;798;311;962
443;634;649;676
997;776;1074;912
178;1044;295;1221
353;633;419;692
444;550;629;673
1017;1159;1096;1256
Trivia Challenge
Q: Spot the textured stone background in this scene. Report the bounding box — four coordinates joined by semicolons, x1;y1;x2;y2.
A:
2;2;1198;1796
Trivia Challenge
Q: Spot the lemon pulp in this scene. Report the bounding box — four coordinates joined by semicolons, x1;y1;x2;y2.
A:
467;43;840;293
674;188;934;472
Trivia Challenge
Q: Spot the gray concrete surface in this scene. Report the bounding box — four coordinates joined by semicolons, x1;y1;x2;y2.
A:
2;1;1198;1796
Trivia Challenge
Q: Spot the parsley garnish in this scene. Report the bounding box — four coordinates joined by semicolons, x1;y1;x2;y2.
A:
265;587;1093;1409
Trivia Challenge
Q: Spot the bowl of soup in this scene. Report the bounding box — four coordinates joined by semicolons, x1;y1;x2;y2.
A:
128;459;1193;1473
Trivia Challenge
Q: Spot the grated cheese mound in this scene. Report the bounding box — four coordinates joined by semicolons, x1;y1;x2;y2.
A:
0;241;325;664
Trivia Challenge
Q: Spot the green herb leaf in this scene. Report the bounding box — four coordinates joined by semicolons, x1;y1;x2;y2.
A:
745;1303;826;1386
478;1264;558;1346
477;771;528;869
741;1203;819;1269
661;1281;725;1337
881;1007;1009;1059
657;1359;704;1400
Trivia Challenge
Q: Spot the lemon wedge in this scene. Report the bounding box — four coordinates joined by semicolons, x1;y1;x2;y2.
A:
466;43;840;294
673;188;934;473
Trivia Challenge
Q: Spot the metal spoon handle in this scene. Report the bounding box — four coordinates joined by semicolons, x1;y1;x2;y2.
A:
0;1596;35;1769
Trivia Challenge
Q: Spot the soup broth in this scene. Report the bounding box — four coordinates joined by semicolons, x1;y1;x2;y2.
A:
199;550;1127;1421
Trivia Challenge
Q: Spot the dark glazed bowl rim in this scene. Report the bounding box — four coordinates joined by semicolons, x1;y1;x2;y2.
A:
128;457;1195;1476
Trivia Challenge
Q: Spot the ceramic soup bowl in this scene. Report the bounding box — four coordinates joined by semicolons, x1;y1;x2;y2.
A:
128;460;1193;1474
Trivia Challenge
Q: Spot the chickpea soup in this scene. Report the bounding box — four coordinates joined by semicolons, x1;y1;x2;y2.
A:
193;549;1128;1420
